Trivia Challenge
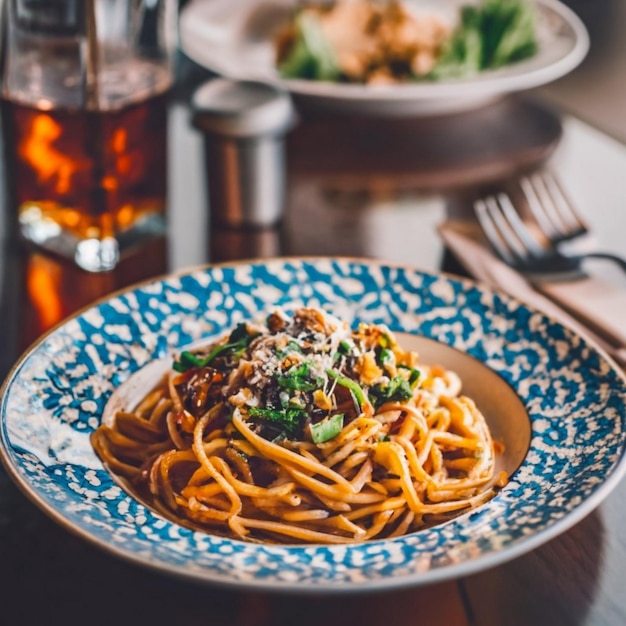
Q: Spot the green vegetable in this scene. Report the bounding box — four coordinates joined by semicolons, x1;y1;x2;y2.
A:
398;364;421;386
310;413;344;444
173;323;256;372
277;362;323;392
278;340;303;357
332;339;353;362
248;407;305;437
482;0;538;68
278;12;340;81
430;0;538;80
173;350;207;372
369;374;417;409
326;369;368;411
378;348;394;366
432;5;484;78
338;339;352;354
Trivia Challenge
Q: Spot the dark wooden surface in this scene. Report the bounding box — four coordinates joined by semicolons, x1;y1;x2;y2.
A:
1;51;626;625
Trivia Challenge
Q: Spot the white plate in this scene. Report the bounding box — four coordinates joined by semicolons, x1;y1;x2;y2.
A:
179;0;590;115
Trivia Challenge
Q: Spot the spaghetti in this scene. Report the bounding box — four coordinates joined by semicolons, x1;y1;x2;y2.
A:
92;307;506;544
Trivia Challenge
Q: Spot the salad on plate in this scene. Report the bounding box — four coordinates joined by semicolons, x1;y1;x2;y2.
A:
276;0;539;85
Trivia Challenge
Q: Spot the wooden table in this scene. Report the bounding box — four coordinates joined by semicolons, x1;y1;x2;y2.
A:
1;54;626;625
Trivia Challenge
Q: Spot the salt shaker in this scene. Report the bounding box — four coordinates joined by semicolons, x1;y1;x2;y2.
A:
191;79;297;229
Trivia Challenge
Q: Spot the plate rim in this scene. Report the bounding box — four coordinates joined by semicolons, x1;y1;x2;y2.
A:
1;256;625;593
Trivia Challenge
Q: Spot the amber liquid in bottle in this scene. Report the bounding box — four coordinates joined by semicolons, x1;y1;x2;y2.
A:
4;92;168;271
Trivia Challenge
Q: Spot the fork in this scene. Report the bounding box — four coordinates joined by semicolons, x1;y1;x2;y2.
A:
519;170;589;245
474;191;626;279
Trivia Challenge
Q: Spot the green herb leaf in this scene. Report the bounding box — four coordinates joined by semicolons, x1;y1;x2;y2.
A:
369;375;414;409
278;340;304;357
378;348;394;366
310;413;344;444
172;350;204;372
326;369;368;411
248;407;305;437
333;339;353;362
338;339;352;354
277;362;323;392
172;323;258;372
398;364;421;387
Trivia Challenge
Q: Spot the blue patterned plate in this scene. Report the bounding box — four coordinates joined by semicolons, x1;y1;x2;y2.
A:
1;258;625;591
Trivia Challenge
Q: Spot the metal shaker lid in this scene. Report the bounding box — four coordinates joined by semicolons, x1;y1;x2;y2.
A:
191;79;296;139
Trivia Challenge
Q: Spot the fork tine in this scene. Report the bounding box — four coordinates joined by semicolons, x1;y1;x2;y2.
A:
520;174;563;240
540;170;588;236
475;193;543;265
496;192;545;257
474;197;516;264
521;171;588;242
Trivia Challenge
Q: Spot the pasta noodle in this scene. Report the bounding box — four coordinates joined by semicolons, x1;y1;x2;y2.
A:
92;307;507;544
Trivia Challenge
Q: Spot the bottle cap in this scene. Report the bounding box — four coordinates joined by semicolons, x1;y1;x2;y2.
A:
191;78;296;139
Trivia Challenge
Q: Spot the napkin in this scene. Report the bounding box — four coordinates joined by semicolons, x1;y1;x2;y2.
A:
438;222;626;370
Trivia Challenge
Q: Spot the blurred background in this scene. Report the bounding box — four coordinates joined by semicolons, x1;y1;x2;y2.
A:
173;0;626;140
537;0;626;142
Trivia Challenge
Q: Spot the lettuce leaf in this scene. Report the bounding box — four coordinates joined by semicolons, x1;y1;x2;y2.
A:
430;0;538;80
278;12;340;81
